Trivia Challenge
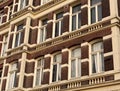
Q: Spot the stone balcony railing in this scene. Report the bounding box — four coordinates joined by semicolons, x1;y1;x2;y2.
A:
30;70;119;91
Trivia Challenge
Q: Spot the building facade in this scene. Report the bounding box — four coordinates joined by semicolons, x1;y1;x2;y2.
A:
0;0;120;91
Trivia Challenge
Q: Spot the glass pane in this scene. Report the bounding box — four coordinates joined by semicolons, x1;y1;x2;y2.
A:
71;60;76;77
92;42;103;52
98;5;102;21
17;24;23;31
15;33;19;47
91;7;96;24
91;0;101;6
78;59;81;77
72;15;76;31
72;4;81;13
58;64;61;80
99;52;104;71
61;20;63;34
42;19;48;25
11;63;17;71
55;22;59;37
92;54;97;73
40;29;44;42
56;12;63;19
54;54;62;62
20;0;26;9
78;13;81;29
72;48;81;58
36;69;40;85
52;65;57;82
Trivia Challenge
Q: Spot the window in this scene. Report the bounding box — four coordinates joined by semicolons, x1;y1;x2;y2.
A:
90;0;102;24
20;0;27;10
14;24;24;47
8;62;17;89
71;48;81;78
72;4;81;31
1;34;8;56
35;58;44;86
54;12;63;37
91;41;104;73
39;19;48;43
0;10;3;24
8;5;13;20
52;53;62;82
41;0;51;5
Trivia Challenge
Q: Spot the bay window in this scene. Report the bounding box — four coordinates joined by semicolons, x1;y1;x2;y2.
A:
54;12;63;37
52;53;62;82
91;41;104;73
72;4;81;31
8;62;17;89
35;58;44;86
90;0;102;24
71;48;81;78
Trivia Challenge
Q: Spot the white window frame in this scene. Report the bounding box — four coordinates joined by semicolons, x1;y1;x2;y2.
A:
38;19;47;43
8;62;17;89
54;12;63;37
70;47;81;78
71;4;81;31
13;24;24;48
89;0;102;24
1;34;8;56
51;53;62;82
90;41;104;74
34;58;44;86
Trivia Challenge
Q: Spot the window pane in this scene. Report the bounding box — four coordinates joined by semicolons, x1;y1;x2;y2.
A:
98;5;102;21
40;29;44;42
52;65;57;82
42;19;48;25
72;15;76;31
78;13;81;29
55;22;59;37
92;54;97;73
36;69;40;85
78;59;81;76
72;48;81;58
58;64;61;80
15;34;19;47
61;20;63;34
99;52;104;71
91;0;101;6
72;4;81;13
56;12;63;19
71;60;76;77
91;7;96;24
17;24;23;31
